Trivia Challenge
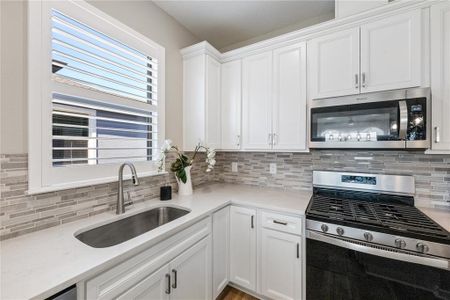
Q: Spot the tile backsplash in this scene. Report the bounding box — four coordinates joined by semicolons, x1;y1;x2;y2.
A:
1;150;449;240
213;150;450;209
0;153;210;240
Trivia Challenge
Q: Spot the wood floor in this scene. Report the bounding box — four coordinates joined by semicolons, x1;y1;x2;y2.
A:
217;286;259;300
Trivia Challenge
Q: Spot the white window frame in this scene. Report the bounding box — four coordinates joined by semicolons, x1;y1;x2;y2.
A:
27;0;166;194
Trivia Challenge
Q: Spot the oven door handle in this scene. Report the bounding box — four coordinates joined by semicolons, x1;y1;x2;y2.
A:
398;100;408;140
306;230;449;270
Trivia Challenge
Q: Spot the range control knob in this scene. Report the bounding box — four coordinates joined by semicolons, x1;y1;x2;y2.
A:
363;232;373;242
320;224;329;233
416;242;429;253
336;227;344;236
394;239;406;249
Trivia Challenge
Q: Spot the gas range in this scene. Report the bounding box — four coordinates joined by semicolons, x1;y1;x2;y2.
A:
305;171;450;269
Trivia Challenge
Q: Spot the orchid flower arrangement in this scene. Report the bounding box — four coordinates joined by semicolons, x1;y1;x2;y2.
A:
158;140;216;183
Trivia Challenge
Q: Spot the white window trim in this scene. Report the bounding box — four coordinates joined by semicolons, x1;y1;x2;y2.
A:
27;0;166;194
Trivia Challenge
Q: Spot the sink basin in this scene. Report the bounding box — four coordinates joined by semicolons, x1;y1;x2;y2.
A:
75;206;190;248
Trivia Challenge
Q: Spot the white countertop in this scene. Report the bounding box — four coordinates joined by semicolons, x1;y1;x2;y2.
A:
419;207;450;232
0;183;311;300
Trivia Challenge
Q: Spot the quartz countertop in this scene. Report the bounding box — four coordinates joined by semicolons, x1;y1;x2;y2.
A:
0;183;312;300
418;207;450;232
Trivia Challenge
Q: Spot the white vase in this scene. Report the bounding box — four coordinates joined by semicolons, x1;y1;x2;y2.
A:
176;166;193;196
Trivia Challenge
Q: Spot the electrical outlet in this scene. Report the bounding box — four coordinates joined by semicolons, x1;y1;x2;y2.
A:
269;163;277;174
231;162;238;172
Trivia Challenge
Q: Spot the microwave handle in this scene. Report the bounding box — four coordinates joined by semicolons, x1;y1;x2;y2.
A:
398;101;408;140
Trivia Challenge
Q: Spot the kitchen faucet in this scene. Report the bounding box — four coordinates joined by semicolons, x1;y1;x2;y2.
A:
116;162;140;215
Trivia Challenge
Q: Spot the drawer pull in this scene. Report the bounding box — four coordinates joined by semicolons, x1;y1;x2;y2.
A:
273;220;288;226
165;273;171;294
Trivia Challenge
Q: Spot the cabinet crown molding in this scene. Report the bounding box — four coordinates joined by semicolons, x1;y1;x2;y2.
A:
180;0;439;63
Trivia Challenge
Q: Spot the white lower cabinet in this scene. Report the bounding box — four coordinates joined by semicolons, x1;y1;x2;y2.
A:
212;207;230;298
260;229;302;300
170;237;211;300
116;265;170;300
229;206;257;290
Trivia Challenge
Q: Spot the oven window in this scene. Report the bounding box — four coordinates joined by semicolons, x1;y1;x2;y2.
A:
311;101;400;142
306;238;450;300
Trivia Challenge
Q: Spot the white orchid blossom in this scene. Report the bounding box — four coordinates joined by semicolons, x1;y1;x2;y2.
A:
157;139;217;176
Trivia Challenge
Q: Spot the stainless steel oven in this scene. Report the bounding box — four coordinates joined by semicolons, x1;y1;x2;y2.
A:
309;88;430;149
305;171;450;300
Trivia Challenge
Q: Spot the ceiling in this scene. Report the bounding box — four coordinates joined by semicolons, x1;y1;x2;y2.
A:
153;1;335;51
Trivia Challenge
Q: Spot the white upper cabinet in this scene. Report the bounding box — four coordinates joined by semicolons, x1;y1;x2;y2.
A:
183;54;221;151
183;55;206;151
205;56;222;149
229;206;257;290
272;43;307;151
221;60;242;150
308;27;360;100
242;51;273;150
430;2;450;152
360;10;422;93
308;9;423;100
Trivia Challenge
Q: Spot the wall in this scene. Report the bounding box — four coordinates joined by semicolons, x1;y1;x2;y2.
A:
0;1;27;154
0;0;200;154
219;12;335;52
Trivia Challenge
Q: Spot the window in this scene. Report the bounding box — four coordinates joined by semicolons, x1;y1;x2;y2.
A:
28;0;165;193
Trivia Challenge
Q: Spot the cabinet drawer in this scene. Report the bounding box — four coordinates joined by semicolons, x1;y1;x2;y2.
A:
261;211;302;236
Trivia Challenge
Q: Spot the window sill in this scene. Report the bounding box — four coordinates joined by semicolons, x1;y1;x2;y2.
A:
27;170;169;195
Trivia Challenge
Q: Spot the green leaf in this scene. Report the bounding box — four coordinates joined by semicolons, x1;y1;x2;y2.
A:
177;168;187;183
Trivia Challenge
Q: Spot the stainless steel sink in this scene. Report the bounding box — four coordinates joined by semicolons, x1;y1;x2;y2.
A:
75;206;190;248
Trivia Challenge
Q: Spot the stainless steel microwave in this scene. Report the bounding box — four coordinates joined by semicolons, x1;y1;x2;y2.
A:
309;88;430;149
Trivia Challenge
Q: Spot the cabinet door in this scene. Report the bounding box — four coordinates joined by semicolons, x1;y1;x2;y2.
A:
206;55;222;149
170;237;211;300
431;2;450;151
229;206;257;291
242;51;273;150
360;10;422;93
212;206;230;299
308;27;360;99
183;55;206;151
272;43;307;151
116;265;170;300
221;60;242;150
260;229;302;300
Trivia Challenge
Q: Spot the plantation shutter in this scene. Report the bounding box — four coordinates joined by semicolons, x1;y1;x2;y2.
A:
50;9;159;166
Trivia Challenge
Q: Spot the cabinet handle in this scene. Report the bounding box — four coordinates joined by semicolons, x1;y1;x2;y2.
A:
171;269;177;289
251;215;254;229
236;135;240;147
296;243;300;259
355;74;359;89
435;126;440;143
267;133;273;146
273;133;277;146
273;220;287;226
165;273;171;294
362;72;366;88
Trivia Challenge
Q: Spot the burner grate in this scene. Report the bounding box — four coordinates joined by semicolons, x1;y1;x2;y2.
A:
308;194;450;240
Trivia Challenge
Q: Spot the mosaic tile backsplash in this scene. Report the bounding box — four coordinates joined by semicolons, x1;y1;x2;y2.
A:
0;153;211;240
1;150;449;240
